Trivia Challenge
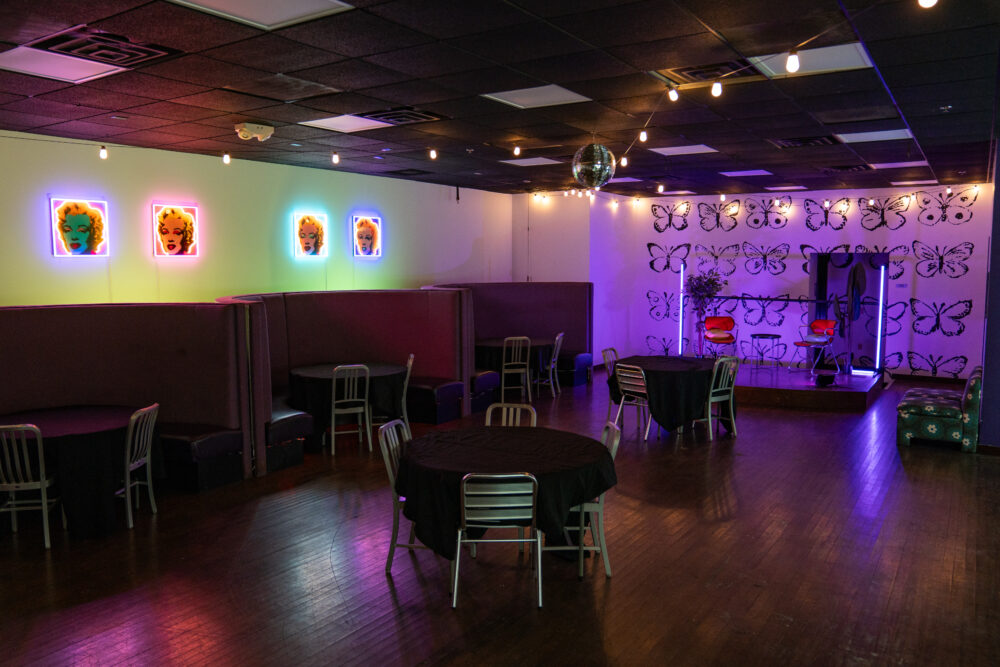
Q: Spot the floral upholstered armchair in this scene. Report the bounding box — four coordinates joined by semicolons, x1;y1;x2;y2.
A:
896;366;982;452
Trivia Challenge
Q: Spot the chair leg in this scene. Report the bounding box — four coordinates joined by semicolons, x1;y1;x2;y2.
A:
387;502;400;573
146;462;157;515
330;417;336;456
643;411;652;441
727;399;737;437
706;400;715;441
526;371;532;403
596;509;611;577
555;368;561;395
549;367;556;398
451;531;463;608
577;509;585;579
40;485;51;549
536;530;544;608
365;405;374;452
614;401;625;428
10;491;16;532
518;526;524;553
125;470;134;529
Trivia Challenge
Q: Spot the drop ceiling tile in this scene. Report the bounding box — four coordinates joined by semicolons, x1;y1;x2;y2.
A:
89;2;262;52
516;50;638;84
173;89;274;112
244;103;333;124
0;69;71;97
364;43;492;78
1;97;104;120
446;21;589;64
569;74;671;101
0;91;22;105
38;86;157;110
40;119;137;137
277;11;431;58
609;33;742;72
125;100;224;122
202;34;345;73
550;0;705;47
150;121;231;139
141;55;266;88
112;127;202;146
83;112;176;130
425;68;543;96
298;92;391;115
83;72;211;100
0;1;150;44
367;0;527;39
357;79;463;106
291;59;411;91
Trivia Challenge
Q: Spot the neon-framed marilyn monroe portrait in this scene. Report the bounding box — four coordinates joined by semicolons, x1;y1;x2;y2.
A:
50;197;110;256
152;203;199;256
294;212;328;257
352;215;382;258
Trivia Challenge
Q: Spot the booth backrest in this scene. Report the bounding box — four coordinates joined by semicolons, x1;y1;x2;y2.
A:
431;282;593;356
0;303;245;428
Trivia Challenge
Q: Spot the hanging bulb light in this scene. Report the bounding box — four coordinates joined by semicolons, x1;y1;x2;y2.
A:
711;80;722;97
563;190;568;197
620;155;628;167
785;51;800;73
595;186;601;191
611;199;619;209
429;148;437;159
576;190;583;198
639;130;648;142
918;0;937;7
868;198;875;205
222;153;231;164
633;197;640;206
513;145;521;156
720;193;726;201
533;193;541;202
668;86;679;102
331;152;340;164
946;186;952;194
823;199;831;209
657;184;664;193
98;145;108;160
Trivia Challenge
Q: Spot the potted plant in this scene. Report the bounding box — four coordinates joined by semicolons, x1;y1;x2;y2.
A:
684;269;728;356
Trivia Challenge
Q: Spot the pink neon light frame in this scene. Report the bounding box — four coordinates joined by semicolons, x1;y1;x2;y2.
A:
152;203;199;257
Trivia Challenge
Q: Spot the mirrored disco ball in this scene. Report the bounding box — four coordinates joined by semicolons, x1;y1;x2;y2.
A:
572;143;616;188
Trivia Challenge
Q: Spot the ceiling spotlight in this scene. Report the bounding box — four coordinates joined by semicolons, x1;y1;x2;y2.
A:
785;51;800;73
222;153;231;165
331;152;340;164
620;156;628;167
711;80;722;97
668;87;679;102
513;145;521;156
98;145;108;160
918;0;937;7
639;130;648;142
657;184;664;193
429;148;438;159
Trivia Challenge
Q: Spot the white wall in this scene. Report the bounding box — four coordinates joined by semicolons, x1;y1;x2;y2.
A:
511;192;590;282
0;131;512;306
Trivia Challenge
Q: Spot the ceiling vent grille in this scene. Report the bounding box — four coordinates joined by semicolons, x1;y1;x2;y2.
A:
359;108;446;125
656;59;761;84
768;135;842;149
29;27;180;67
821;164;874;173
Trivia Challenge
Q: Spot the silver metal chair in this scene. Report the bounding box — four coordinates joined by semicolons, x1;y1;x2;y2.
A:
378;420;426;574
116;403;159;529
542;422;622;577
452;472;542;608
614;363;653;440
485;402;538;427
500;336;532;403
327;364;372;455
401;353;414;439
0;425;61;549
694;356;739;440
536;332;564;398
602;347;620;421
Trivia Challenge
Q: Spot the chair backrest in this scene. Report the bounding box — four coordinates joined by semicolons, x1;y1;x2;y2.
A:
0;424;45;487
378;419;410;490
485;402;538;427
333;364;370;404
704;316;735;332
460;472;537;530
601;421;622;461
614;363;647;398
502;336;530;367
403;353;414;393
809;319;837;336
601;347;618;375
710;356;740;397
125;403;159;470
548;332;565;370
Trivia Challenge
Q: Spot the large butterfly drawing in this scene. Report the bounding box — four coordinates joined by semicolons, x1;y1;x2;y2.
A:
914;187;978;226
739;338;788;363
910;298;972;337
647;242;690;273
803;197;850;231
651;202;691;232
858;195;909;231
698;201;740;232
745;196;791;229
912;240;973;279
695;243;739;276
860;351;904;371
741;293;789;326
907;351;967;378
799;243;851;273
646;335;687;356
855;244;908;280
647;290;679;321
743;241;789;275
862;297;906;337
708;295;739;316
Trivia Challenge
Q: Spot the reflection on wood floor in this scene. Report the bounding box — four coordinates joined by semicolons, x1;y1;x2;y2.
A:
2;371;998;665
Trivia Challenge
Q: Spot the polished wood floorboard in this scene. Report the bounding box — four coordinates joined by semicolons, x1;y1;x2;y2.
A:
2;374;999;665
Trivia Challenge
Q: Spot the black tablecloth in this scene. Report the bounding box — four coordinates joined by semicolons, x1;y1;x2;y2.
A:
288;363;407;428
608;356;717;431
475;337;555;375
0;405;136;539
395;426;617;559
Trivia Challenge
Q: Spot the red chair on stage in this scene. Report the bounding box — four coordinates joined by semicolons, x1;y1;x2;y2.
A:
794;319;840;375
703;316;737;355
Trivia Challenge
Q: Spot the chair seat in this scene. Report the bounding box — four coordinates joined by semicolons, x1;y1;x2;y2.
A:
705;330;735;343
897;389;963;418
802;333;830;344
793;339;826;347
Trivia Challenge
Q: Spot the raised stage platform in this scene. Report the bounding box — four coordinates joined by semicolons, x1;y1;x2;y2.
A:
734;365;887;412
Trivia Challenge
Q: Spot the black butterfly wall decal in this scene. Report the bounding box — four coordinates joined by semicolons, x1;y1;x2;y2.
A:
855;244;908;280
647;243;690;273
695;243;739;276
800;243;851;273
741;293;790;326
907;351;967;378
698;201;740;232
803;197;850;231
743;242;789;275
708;295;740;316
862;298;907;337
912;240;973;279
646;335;687;356
860;351;903;371
858;195;909;231
646;290;679;321
745;196;791;229
914;187;978;226
739;338;788;362
651;202;691;232
909;298;972;337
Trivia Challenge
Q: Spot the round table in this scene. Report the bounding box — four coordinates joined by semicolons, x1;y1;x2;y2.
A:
288;362;407;429
395;426;617;559
609;356;717;431
750;333;781;368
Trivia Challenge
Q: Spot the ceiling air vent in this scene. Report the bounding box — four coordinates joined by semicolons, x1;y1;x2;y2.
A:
386;168;432;176
29;27;180;68
768;135;841;149
821;164;874;173
655;59;761;84
359;108;446;126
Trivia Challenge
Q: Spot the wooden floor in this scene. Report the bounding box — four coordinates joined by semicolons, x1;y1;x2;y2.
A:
2;374;999;665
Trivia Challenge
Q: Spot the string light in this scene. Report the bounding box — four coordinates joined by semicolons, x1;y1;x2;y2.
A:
868;198;875;205
98;145;108;160
222;153;231;164
611;199;619;209
711;81;722;97
331;152;340;164
533;193;541;201
563;190;568;197
720;193;726;201
620;156;628;167
785;51;800;73
946;186;952;194
918;0;937;7
668;87;679;102
513;146;521;156
633;197;641;206
657;184;664;193
429;148;437;159
639;130;647;142
823;199;830;208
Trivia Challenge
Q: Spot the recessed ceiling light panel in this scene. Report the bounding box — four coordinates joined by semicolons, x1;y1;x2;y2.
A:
500;157;562;166
607;177;641;183
299;115;393;133
749;42;873;78
765;185;808;191
661;190;696;195
891;179;938;185
0;46;125;83
870;160;930;169
481;84;590;109
720;169;773;177
649;144;718;157
170;0;354;30
834;129;913;143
